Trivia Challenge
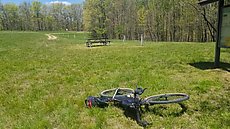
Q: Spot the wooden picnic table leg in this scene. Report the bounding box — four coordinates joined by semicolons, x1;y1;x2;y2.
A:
86;42;89;47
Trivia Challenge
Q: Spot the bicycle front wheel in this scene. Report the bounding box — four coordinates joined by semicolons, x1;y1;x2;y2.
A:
100;88;134;98
144;93;189;105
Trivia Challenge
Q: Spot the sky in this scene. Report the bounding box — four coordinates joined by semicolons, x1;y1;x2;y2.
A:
1;0;84;5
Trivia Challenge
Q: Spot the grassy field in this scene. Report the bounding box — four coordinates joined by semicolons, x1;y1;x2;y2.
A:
0;31;229;129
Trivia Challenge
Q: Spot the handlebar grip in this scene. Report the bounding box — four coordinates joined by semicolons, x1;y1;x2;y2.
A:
134;87;147;95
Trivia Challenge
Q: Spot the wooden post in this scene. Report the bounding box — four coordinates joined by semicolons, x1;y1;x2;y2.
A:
215;0;224;67
141;34;143;46
123;35;126;42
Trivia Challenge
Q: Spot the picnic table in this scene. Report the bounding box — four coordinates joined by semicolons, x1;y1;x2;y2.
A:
86;37;110;47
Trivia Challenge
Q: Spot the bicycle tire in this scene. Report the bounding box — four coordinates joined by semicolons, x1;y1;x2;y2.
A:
144;93;189;105
100;88;134;98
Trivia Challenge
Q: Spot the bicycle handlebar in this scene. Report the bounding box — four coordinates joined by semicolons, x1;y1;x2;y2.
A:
134;87;147;95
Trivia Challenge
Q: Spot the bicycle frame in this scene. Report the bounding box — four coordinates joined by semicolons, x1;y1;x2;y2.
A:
85;87;189;127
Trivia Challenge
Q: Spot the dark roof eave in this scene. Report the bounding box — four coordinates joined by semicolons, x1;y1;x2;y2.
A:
198;0;219;6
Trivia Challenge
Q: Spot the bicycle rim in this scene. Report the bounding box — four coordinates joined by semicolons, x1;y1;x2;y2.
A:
100;88;134;98
144;93;189;104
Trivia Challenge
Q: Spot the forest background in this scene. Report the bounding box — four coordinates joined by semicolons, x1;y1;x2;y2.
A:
1;0;230;42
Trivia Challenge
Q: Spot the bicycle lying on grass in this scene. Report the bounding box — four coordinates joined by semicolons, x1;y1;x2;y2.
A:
85;86;189;127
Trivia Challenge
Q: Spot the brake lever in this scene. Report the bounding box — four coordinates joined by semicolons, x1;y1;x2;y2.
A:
142;88;147;94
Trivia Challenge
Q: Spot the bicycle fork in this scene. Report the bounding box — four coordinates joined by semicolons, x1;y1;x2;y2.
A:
133;97;149;127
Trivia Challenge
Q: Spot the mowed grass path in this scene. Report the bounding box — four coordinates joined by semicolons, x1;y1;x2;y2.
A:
0;31;229;128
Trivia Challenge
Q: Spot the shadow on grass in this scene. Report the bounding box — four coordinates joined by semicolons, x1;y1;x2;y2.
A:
123;107;139;122
189;62;230;72
122;103;188;122
144;103;188;117
87;44;109;48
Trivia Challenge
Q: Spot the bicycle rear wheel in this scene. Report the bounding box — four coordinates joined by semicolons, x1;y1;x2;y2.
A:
100;88;134;98
144;93;189;105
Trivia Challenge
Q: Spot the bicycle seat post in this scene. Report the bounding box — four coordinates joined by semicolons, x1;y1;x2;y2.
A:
134;87;142;108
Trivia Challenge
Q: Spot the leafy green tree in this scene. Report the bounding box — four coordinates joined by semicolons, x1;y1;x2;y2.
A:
70;4;83;31
2;3;19;30
0;2;3;30
84;0;110;38
31;1;42;30
18;2;32;30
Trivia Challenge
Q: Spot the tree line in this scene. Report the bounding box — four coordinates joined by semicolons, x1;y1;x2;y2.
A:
84;0;230;42
0;1;83;31
1;0;230;42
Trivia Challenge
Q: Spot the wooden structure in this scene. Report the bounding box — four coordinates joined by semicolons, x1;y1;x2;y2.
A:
86;38;111;47
198;0;225;67
198;0;219;6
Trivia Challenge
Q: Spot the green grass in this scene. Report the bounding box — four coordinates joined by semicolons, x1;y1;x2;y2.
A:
0;31;229;128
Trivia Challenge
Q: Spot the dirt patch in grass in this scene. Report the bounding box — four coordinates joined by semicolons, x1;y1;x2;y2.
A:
46;34;57;40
